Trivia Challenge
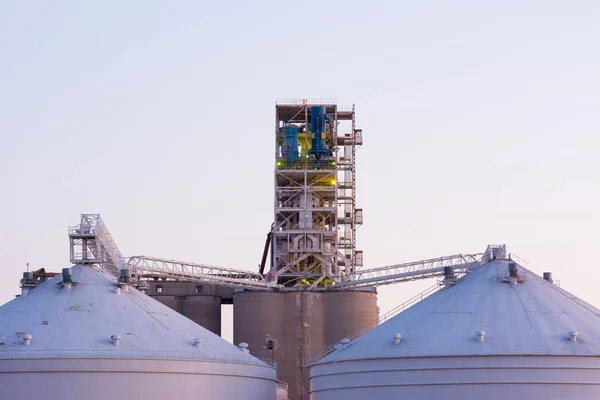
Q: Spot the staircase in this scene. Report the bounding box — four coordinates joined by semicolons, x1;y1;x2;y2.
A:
69;214;124;277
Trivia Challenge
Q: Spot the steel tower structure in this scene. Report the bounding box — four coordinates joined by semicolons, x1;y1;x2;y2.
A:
270;99;363;288
52;100;517;400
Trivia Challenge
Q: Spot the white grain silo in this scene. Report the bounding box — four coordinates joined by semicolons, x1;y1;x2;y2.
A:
309;258;600;400
0;265;277;400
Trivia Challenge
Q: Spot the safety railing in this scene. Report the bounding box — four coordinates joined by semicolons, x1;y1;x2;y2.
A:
336;105;354;113
272;224;337;232
305;345;600;363
482;244;507;262
306;283;441;365
68;214;127;277
70;252;103;264
277;381;289;390
276;99;337;106
68;226;96;235
337;253;483;288
276;159;337;171
127;256;280;290
508;252;528;267
0;349;277;368
94;215;125;269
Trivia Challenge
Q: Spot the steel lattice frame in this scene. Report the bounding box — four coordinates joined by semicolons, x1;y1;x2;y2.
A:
68;215;511;293
69;214;125;276
126;256;278;290
337;253;484;288
271;100;361;288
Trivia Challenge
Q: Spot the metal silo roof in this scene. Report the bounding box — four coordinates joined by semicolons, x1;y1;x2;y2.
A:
0;265;268;366
318;260;600;363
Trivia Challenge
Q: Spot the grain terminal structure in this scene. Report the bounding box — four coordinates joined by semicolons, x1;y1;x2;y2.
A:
55;100;484;399
7;100;579;400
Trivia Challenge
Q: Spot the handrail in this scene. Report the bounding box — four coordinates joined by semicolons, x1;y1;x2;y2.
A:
276;159;337;171
337;253;483;288
94;215;126;269
276;381;289;390
127;255;281;290
306;283;442;365
69;214;125;277
0;349;277;368
276;99;338;106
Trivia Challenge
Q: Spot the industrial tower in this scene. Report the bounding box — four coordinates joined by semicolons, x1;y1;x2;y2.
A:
268;100;363;288
44;99;500;400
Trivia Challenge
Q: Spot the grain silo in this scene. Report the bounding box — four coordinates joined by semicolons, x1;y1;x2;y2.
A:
309;258;600;399
0;265;277;400
233;289;377;400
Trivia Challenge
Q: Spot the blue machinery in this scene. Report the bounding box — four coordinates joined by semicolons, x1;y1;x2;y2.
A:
271;99;362;290
282;125;300;164
307;106;330;166
279;106;332;169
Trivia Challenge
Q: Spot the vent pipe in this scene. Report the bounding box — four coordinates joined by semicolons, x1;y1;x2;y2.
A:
392;333;401;344
239;342;249;354
569;331;578;342
114;287;121;295
23;334;32;346
61;268;73;288
477;330;486;342
340;338;350;348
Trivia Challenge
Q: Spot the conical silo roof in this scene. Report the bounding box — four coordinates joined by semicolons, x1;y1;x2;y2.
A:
318;260;600;363
0;265;268;365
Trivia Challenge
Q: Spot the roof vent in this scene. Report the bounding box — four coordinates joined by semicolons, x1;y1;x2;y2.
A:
502;263;525;285
111;335;121;346
477;330;486;342
340;338;350;348
193;338;203;348
543;272;553;283
23;334;32;346
114;287;121;295
569;331;578;342
119;268;131;284
392;333;401;344
443;267;457;286
239;342;249;354
62;268;72;283
508;262;518;278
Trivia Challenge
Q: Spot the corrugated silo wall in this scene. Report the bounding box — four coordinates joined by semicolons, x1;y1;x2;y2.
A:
308;356;600;400
152;295;221;336
233;290;377;400
148;281;223;336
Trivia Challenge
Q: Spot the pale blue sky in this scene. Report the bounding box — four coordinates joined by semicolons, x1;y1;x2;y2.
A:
1;1;599;343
